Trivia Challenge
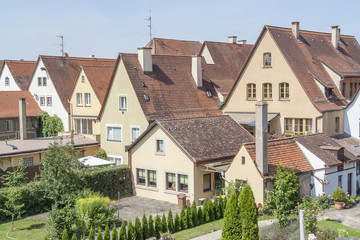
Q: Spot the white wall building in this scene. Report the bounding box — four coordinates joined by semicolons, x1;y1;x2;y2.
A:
344;88;360;140
0;63;21;91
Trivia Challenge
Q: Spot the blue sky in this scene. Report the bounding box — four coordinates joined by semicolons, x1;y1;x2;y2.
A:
1;0;359;60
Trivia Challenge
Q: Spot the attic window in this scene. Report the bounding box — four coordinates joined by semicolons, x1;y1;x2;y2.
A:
206;91;212;98
81;76;85;83
325;88;332;99
144;94;150;101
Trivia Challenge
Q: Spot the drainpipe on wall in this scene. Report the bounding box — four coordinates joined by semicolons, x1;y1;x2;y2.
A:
312;172;324;193
220;171;229;183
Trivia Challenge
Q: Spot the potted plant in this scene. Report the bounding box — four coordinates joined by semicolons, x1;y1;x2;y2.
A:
355;196;360;204
332;187;346;210
350;195;356;205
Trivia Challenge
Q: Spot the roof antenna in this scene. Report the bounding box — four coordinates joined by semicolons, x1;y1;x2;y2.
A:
146;10;152;41
56;35;64;56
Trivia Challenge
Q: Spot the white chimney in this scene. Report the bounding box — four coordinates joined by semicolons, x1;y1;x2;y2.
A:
238;40;247;45
89;54;95;58
192;55;202;88
19;98;27;140
292;21;300;40
331;26;339;50
138;47;152;74
228;36;237;44
255;102;268;175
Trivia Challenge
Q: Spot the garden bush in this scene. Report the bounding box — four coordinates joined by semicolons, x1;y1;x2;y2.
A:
127;220;136;240
62;227;69;240
222;192;241;239
299;197;321;234
190;200;198;227
155;215;161;239
239;184;258;240
161;213;168;233
96;227;103;240
197;206;203;225
317;193;331;210
167;209;174;233
142;213;149;239
134;216;142;240
180;207;187;230
202;200;209;223
148;215;155;237
103;225;110;240
89;226;95;240
112;224;118;240
316;227;338;240
186;204;193;228
332;187;346;202
119;221;126;240
208;199;215;221
174;213;180;232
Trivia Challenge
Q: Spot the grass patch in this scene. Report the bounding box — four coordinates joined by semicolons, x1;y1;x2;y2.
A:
172;219;224;240
0;219;47;240
318;219;360;238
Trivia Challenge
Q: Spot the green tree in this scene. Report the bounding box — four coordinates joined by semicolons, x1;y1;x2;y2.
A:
180;207;187;230
0;160;27;187
142;213;149;240
174;213;180;232
37;111;64;137
134;216;142;240
61;227;69;240
155;215;161;239
273;165;300;227
190;200;198;227
197;207;203;225
208;199;215;221
119;221;126;240
1;188;25;231
148;215;155;237
97;227;103;240
71;233;77;240
222;192;241;240
186;205;193;228
112;224;118;240
202;200;209;223
94;148;108;160
239;184;258;240
103;225;110;240
127;220;136;240
223;197;227;215
219;198;224;218
161;213;167;233
89;226;95;240
214;200;221;219
167;209;174;233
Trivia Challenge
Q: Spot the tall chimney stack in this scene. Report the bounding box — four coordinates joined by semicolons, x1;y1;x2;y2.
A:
192;55;202;88
228;36;237;44
255;102;268;175
291;22;300;40
19;98;27;140
331;26;339;50
138;47;153;74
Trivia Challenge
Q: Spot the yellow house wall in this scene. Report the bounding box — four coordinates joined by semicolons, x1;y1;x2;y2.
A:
322;110;344;136
222;30;322;134
100;59;149;165
225;146;264;205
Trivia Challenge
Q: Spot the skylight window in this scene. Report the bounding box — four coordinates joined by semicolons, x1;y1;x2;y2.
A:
144;94;150;101
206;91;212;98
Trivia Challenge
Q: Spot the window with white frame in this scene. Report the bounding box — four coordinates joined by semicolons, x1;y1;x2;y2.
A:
148;170;157;187
42;77;47;86
23;157;34;168
107;155;122;165
38;77;42;86
85;93;91;106
40;96;45;106
135;168;157;188
137;169;146;186
119;95;127;111
75;118;93;134
77;93;83;106
165;172;189;193
131;127;140;142
156;139;164;154
107;125;122;141
6;120;13;131
46;96;52;106
166;172;176;191
5;77;10;86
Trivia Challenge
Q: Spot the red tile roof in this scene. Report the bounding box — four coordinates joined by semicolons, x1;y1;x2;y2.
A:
0;91;42;118
38;56;115;113
244;138;313;176
6;60;37;90
145;38;202;56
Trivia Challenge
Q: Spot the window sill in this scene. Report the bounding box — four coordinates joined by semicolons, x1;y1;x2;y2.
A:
262;98;273;101
203;189;212;193
119;109;127;111
85;105;92;107
263;66;272;69
136;185;158;192
246;98;257;101
155;152;165;156
279;99;290;101
77;105;83;107
107;139;122;143
164;190;189;196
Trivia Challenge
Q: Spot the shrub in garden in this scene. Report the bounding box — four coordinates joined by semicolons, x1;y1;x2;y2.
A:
62;227;69;240
299;197;321;234
119;221;126;240
134;216;142;240
89;226;95;240
155;215;161;239
71;233;77;240
97;227;103;240
103;225;110;240
222;191;241;239
148;215;155;237
161;213;168;233
208;199;215;221
215;200;221;219
127;220;136;240
317;193;331;210
218;198;224;218
94;148;107;160
180;207;187;230
239;184;259;240
190;200;198;227
174;213;180;232
197;207;203;225
186;205;193;228
223;196;227;214
332;187;346;202
142;213;149;239
315;227;338;240
202;200;209;223
262;190;275;215
112;224;118;240
167;209;174;233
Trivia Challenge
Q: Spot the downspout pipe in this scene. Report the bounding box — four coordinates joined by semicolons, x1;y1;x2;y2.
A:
220;171;229;183
312;172;324;193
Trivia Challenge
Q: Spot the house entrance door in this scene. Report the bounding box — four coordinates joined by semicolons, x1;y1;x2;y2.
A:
348;173;352;196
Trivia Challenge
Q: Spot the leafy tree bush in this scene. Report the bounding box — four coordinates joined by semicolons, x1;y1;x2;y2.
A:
222;192;241;239
167;209;174;233
202;200;210;223
97;227;103;240
1;188;25;231
89;226;95;240
94;148;108;160
161;213;168;233
119;221;126;240
62;227;69;240
103;225;110;240
0;160;27;187
127;220;136;240
112;224;118;240
180;207;187;230
317;193;331;210
273;165;300;227
299;197;321;234
148;215;155;237
190;200;198;227
37;111;64;137
155;215;161;239
142;213;149;239
197;206;203;225
332;187;346;202
186;205;193;228
174;213;180;232
262;190;275;215
134;216;142;240
239;184;258;240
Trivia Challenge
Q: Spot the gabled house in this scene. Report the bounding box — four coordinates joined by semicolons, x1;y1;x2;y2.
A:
125;115;254;204
0;60;36;91
99;48;221;165
28;55;115;132
344;87;360;139
222;22;360;136
69;61;116;142
145;38;202;56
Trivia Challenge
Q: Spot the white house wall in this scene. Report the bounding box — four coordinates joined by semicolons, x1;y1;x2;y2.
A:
28;58;70;131
0;63;21;91
324;163;357;196
344;92;360;140
321;63;342;91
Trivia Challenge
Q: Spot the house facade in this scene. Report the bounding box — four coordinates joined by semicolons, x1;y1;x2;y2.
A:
344;88;360;140
0;60;36;91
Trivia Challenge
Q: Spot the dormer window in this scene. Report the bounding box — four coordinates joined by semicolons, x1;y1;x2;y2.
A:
5;77;10;86
325;88;332;99
263;53;272;67
206;91;212;98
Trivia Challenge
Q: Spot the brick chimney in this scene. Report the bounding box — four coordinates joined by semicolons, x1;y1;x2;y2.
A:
256;102;268;175
19;98;27;140
331;26;339;50
138;47;153;74
292;21;300;40
192;55;202;88
228;36;237;44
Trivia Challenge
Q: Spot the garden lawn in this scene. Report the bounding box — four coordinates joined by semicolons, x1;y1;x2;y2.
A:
0;219;47;240
318;219;360;238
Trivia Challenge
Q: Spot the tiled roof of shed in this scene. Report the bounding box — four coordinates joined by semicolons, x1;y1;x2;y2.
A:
145;38;202;56
0;91;42;118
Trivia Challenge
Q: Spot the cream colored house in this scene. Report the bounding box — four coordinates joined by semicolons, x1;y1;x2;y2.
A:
221;22;360;136
69;61;115;143
125;115;254;204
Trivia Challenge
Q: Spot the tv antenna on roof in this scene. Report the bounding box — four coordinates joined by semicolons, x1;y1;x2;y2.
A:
56;35;65;56
146;10;152;41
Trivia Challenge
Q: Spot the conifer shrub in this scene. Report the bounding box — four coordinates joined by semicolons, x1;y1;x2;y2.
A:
180;207;187;230
134;217;142;240
103;225;110;240
89;226;95;240
112;224;118;240
223;197;227;214
71;233;77;240
239;184;258;240
96;227;103;240
127;220;136;240
174;213;180;232
62;227;69;240
119;221;126;240
190;200;198;227
186;205;193;228
142;213;149;239
148;215;155;237
161;213;168;233
197;206;203;225
214;200;221;219
222;192;242;239
155;215;161;239
219;198;224;218
202;200;210;223
167;209;174;233
208;199;215;221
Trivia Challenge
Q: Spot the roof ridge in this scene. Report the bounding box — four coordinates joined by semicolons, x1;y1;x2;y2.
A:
158;115;226;122
40;55;115;60
266;25;355;38
153;37;201;43
205;40;253;46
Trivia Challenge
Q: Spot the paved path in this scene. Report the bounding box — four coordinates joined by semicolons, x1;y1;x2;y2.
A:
320;204;360;229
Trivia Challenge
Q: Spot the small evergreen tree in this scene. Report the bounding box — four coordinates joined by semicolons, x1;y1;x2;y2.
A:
71;233;77;240
167;209;174;233
180;207;187;230
103;225;110;240
190;200;198;227
112;224;118;240
239;184;259;240
208;199;215;221
89;226;95;240
44;236;49;240
142;213;149;239
119;221;126;240
186;205;193;228
127;220;136;240
61;227;69;240
161;213;168;233
219;198;224;218
155;215;161;239
215;200;221;219
223;197;227;214
174;213;180;232
197;207;203;225
97;227;103;240
134;217;142;240
222;192;242;239
148;215;155;237
202;200;209;223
